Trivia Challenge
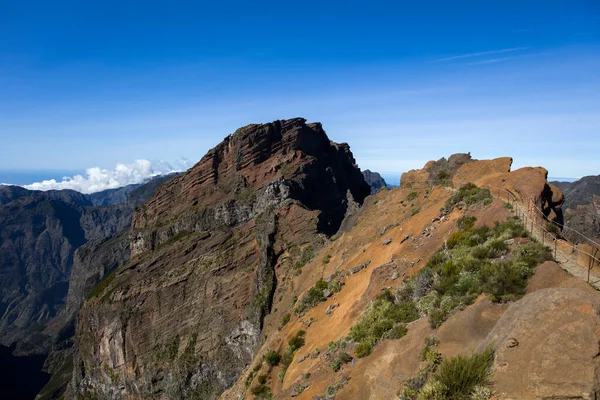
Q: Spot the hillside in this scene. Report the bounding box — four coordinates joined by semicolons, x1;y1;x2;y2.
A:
64;120;600;400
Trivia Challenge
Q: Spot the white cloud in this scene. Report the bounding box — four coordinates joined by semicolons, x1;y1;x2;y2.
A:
21;158;193;194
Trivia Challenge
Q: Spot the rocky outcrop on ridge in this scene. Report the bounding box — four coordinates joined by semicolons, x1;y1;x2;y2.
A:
71;118;370;399
362;170;387;194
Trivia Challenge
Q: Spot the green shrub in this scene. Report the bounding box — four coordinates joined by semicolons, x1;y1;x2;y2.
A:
407;191;418;201
280;313;290;328
411;207;421;216
430;348;494;399
456;215;477;231
330;351;353;372
288;330;306;351
263;350;280;367
257;374;267;385
349;291;418;357
355;341;373;358
250;384;272;398
278;330;306;382
295;277;343;314
443;183;492;212
412;216;549;327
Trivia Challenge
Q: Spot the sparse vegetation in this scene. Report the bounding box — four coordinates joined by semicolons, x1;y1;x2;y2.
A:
428;348;494;400
398;216;551;328
401;338;494;400
263;350;281;367
278;330;306;382
250;383;272;399
290;245;314;274
280;313;291;328
348;290;418;358
295;275;343;314
407;191;418;201
411;207;421;216
456;215;476;231
437;170;450;186
442;183;492;212
330;351;353;372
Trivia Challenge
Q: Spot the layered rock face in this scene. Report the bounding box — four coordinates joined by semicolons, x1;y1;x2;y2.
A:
362;170;387;194
71;118;370;399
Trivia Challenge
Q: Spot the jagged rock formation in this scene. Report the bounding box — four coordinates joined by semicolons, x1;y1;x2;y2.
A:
402;154;564;226
71;118;370;399
400;152;476;187
552;175;600;243
361;170;387;194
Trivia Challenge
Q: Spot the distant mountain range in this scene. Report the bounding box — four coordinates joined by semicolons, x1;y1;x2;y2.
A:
0;173;177;399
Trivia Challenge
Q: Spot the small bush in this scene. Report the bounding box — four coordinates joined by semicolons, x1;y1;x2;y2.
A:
330;351;353;372
355;341;373;358
263;350;280;367
288;330;306;351
411;207;421;216
279;330;306;382
443;183;492;212
430;348;494;399
457;215;476;231
280;313;290;328
250;384;272;398
295;279;342;314
349;291;418;357
257;374;267;385
407;191;418;201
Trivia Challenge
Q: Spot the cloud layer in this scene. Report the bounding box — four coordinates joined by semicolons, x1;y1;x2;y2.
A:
21;159;193;194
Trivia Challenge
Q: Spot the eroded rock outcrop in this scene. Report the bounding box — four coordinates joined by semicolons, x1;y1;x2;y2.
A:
71;118;370;399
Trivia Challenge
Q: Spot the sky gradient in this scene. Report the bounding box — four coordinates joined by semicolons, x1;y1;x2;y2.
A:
1;1;599;185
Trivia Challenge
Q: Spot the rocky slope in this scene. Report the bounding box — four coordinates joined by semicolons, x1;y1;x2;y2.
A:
213;155;599;400
70;118;370;399
361;170;387;194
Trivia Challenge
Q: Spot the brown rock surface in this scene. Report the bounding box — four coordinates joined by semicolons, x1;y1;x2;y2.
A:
478;287;600;399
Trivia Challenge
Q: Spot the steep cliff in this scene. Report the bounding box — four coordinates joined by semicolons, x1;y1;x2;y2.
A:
71;118;370;399
361;170;387;194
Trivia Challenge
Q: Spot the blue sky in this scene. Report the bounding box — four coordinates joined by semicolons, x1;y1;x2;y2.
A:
1;0;599;184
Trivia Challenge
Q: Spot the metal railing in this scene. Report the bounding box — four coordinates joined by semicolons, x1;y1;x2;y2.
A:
483;184;600;285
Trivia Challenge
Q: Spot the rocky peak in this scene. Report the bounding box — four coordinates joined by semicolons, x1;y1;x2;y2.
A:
362;170;387;194
73;119;370;399
131;118;370;254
